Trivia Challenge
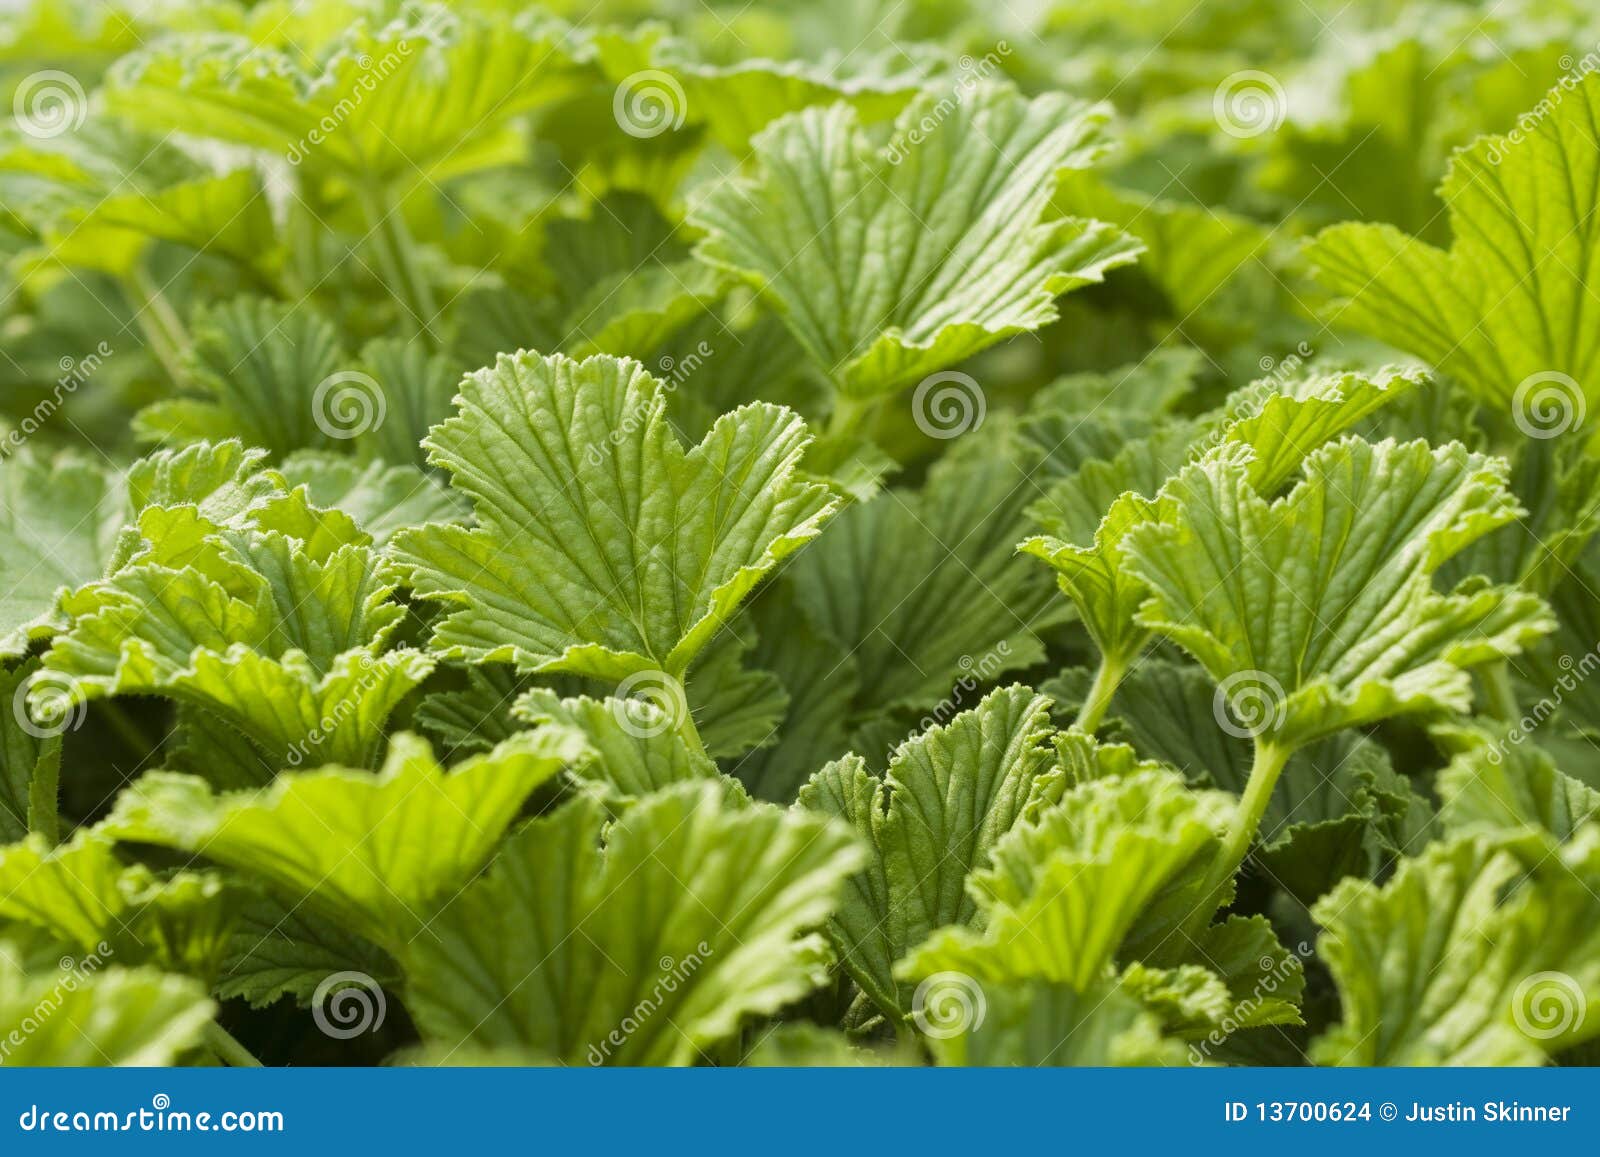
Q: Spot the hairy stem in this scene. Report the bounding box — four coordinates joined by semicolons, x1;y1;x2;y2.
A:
1073;652;1126;734
677;705;710;762
1178;739;1292;945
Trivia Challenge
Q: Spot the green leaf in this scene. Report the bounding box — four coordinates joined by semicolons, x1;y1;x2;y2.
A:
347;339;466;470
413;666;527;759
790;439;1060;723
682;620;789;759
135;297;346;457
276;452;465;546
900;769;1232;990
0;956;213;1066
105;7;587;184
740;1022;897;1067
928;977;1186;1067
0;448;124;658
1125;916;1304;1041
1305;72;1600;425
1313;834;1600;1065
1052;173;1267;316
0;830;236;980
219;893;396;1009
1434;725;1600;842
659;51;918;153
731;586;860;803
402;783;865;1065
797;686;1056;1018
0;122;278;277
690;86;1140;398
1022;368;1422;674
0;659;62;842
1124;438;1552;751
513;687;720;798
393;351;839;682
102;730;586;953
43;491;434;778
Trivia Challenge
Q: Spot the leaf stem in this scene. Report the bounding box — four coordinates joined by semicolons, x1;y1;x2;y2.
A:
1482;662;1520;724
1178;738;1292;945
677;706;710;762
1073;652;1126;734
120;267;189;387
203;1022;263;1068
356;182;438;344
825;393;872;441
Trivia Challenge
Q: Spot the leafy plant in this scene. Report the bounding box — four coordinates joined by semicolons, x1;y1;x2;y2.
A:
1;0;1598;1071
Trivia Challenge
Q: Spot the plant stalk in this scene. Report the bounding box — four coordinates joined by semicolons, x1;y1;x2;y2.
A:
1482;661;1520;725
356;182;438;343
120;268;189;387
1178;738;1292;945
825;393;872;441
1073;653;1126;734
204;1022;263;1068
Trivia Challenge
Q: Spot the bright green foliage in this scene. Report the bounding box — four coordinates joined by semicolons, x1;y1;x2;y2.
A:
42;486;434;779
403;784;864;1065
104;6;585;185
394;351;839;684
1124;438;1551;751
691;87;1140;399
799;686;1056;1017
103;731;586;953
1314;835;1600;1065
0;954;213;1066
902;769;1232;989
0;449;124;657
4;0;1600;1075
1306;71;1600;424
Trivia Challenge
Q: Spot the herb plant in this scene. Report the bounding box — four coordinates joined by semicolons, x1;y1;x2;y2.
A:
2;0;1599;1068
